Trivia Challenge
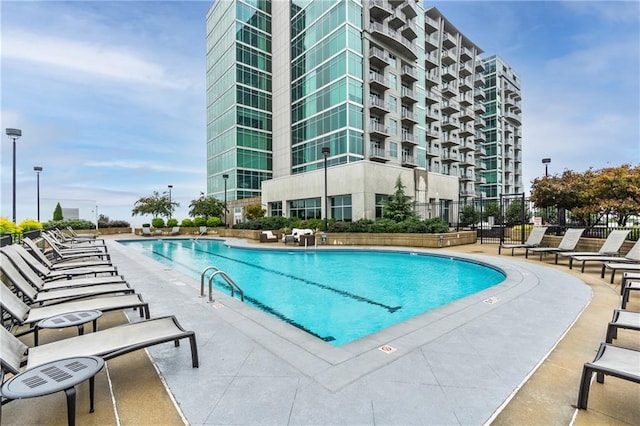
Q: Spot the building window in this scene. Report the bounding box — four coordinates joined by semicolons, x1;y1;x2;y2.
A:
289;198;321;220
331;195;352;221
388;95;397;112
375;194;388;219
269;201;282;216
388;141;397;158
388;73;397;90
389;119;397;135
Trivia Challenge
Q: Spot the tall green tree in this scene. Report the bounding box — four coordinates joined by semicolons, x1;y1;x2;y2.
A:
132;191;175;219
53;202;63;221
383;176;417;222
188;195;224;219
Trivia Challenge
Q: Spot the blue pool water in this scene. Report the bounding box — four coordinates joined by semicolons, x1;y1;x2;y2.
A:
120;239;506;346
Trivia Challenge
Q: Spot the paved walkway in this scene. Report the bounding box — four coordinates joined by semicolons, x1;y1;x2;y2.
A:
3;237;639;425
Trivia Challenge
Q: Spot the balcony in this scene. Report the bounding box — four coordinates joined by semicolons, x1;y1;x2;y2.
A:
441;134;459;148
401;131;417;146
441;99;459;114
475;145;486;157
475;176;487;184
459;123;474;137
505;110;521;125
474;88;485;100
474;131;486;143
401;154;418;168
425;15;438;32
368;96;390;114
441;66;457;82
442;32;457;48
460;190;476;198
369;71;389;91
401;65;418;82
475;102;486;114
459;139;475;152
460;155;475;167
459;77;473;92
369;122;389;138
425;52;439;69
475;59;485;72
369;22;417;59
460;46;472;61
459;61;473;77
426;127;439;139
401;87;417;104
401;21;418;40
474;117;486;129
458;92;473;107
441;82;458;98
441;49;457;66
425;107;439;122
475;160;487;170
441;116;459;131
369;0;392;20
425;33;438;51
369;46;390;68
425;90;439;105
475;73;485;87
426;70;439;86
460;173;474;182
401;1;417;18
388;9;405;29
426;145;439;157
401;109;418;124
459;108;474;123
369;146;389;163
441;151;459;163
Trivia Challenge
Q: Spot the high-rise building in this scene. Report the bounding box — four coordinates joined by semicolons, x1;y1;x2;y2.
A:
478;55;523;200
205;1;518;223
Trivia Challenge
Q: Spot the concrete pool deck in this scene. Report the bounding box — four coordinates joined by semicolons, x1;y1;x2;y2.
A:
3;236;639;425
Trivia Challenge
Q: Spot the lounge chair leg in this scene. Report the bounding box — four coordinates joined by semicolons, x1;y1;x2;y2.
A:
605;324;616;343
64;387;76;426
610;270;616;284
189;334;199;368
89;376;96;413
577;365;593;409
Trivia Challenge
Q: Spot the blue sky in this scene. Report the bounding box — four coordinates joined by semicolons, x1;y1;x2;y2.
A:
1;1;638;227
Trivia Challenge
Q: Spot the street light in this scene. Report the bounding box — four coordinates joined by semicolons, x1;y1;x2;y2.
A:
542;158;551;177
33;166;43;221
167;184;173;219
6;128;22;223
222;174;229;228
322;146;330;231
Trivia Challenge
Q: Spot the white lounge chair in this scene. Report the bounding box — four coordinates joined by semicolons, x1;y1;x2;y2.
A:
498;226;548;255
141;227;162;237
260;231;278;242
569;238;640;273
558;229;631;267
525;228;585;262
23;237;113;271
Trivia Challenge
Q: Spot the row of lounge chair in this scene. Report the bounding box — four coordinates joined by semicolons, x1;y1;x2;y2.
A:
0;230;199;422
500;227;640;283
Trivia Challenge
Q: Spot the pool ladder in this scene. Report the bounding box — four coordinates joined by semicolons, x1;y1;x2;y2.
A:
200;266;245;303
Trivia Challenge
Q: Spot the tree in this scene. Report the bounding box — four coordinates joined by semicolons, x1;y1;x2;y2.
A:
245;204;266;220
459;205;479;226
188;195;224;219
53;202;63;221
383;176;417;222
132;191;173;219
505;199;531;226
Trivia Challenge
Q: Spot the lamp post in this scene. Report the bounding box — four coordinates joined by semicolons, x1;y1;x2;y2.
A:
222;174;229;228
33;166;43;221
321;147;330;231
6;128;22;223
542;158;551;177
167;184;173;219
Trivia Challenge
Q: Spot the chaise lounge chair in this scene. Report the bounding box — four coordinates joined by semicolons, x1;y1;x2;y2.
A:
22;238;113;271
0;315;198;424
498;226;548;255
40;234;110;263
567;238;640;273
141;227;162;237
3;244;118;281
169;226;180;236
576;343;640;409
260;230;278;242
605;309;640;344
557;229;631;267
525;228;585;262
0;283;149;331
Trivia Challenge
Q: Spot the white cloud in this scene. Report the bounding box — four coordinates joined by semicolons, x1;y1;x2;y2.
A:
2;30;190;90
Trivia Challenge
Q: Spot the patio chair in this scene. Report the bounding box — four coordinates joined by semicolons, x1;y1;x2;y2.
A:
0;283;149;331
621;280;640;310
567;238;640;273
169;227;180;236
44;231;107;251
0;253;132;305
4;244;118;281
498;226;548;255
525;228;585;262
40;234;110;263
605;309;640;343
66;226;100;241
576;343;640;409
260;230;278;243
558;229;631;267
603;262;640;283
23;238;113;271
142;227;162;237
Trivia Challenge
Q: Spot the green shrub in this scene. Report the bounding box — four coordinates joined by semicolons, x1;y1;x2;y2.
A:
193;217;207;226
181;218;194;227
19;219;42;232
371;218;398;233
151;218;165;228
424;218;449;233
43;219;96;230
260;216;292;230
206;217;221;227
167;218;179;227
0;217;19;235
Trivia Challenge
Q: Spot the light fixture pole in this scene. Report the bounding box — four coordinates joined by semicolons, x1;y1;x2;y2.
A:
322;147;330;231
6;128;22;223
167;184;173;219
542;158;551;177
222;174;229;228
33;166;43;221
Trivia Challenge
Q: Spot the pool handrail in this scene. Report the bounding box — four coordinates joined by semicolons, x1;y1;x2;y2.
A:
200;265;221;297
208;270;244;302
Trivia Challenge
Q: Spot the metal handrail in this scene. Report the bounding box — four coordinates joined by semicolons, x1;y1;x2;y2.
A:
200;265;221;297
207;270;244;303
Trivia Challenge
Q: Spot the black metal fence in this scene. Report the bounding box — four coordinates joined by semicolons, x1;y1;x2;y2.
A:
414;194;639;245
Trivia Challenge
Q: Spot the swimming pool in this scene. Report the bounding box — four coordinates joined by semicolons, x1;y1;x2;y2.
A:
120;239;505;345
